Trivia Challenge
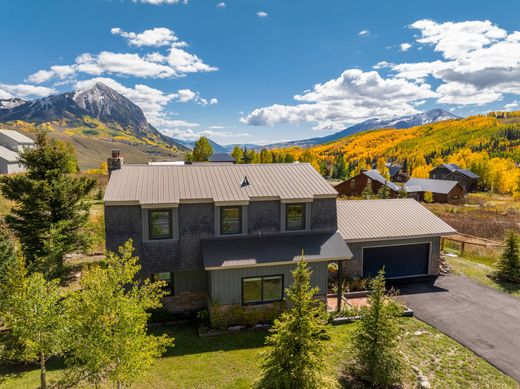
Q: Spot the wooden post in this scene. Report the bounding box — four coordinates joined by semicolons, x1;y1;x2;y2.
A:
441;237;445;251
461;241;465;256
337;260;343;312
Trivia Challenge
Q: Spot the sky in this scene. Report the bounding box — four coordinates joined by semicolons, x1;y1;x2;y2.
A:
1;0;520;145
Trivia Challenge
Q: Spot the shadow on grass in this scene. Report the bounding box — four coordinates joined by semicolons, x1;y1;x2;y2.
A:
489;275;520;295
0;358;66;385
154;323;269;358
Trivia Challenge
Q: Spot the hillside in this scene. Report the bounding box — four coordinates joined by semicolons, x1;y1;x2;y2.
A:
273;114;520;193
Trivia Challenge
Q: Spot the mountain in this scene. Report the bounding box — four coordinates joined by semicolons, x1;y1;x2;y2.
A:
265;109;460;149
0;83;188;152
0;98;26;109
180;138;229;153
223;143;262;152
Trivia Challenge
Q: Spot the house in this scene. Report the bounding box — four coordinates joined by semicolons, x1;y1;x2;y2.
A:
404;178;465;204
337;199;455;279
429;163;479;192
0;129;35;152
0;146;23;174
208;153;236;163
104;160;351;313
334;170;400;197
103;155;455;316
385;163;408;183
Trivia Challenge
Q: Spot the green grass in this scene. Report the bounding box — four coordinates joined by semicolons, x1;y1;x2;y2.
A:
1;318;517;388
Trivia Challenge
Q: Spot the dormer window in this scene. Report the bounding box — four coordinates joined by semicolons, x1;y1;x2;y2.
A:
286;203;306;231
220;206;242;235
149;210;173;240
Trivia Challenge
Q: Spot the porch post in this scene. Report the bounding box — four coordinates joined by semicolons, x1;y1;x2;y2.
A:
337;259;343;312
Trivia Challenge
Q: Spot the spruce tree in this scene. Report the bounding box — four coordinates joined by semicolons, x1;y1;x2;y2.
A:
351;269;403;387
497;230;520;283
397;186;408;198
0;130;96;278
377;183;390;199
256;258;332;389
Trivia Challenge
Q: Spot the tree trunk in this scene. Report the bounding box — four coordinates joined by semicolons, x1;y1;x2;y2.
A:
116;380;121;389
40;351;46;389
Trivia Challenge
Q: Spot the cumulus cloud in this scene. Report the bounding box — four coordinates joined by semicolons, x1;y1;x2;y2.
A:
399;43;412;52
504;101;519;110
358;30;370;36
27;70;55;84
256;11;268;17
0;83;57;98
217;2;225;7
111;27;177;47
242;69;437;130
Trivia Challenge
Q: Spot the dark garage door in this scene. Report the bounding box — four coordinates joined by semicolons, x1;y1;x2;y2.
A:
363;243;429;279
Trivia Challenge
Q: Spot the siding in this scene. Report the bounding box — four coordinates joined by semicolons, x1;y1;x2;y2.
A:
174;270;208;293
209;262;329;305
345;236;441;278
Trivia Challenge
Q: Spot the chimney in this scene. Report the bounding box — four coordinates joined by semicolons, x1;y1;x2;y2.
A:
107;149;123;177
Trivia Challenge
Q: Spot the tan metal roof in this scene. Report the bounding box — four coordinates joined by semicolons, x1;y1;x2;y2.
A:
337;198;456;242
0;130;34;144
104;163;338;205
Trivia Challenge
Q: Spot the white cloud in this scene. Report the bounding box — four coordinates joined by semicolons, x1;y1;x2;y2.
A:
111;27;177;47
133;0;187;4
256;11;268;18
0;89;12;99
358;30;370;36
242;69;437;130
209;98;218;105
504;101;519;110
217;2;225;7
399;43;412;52
166;46;218;75
0;83;57;98
27;70;55;84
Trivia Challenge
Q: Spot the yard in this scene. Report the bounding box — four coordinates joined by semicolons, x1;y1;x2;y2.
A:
0;317;516;388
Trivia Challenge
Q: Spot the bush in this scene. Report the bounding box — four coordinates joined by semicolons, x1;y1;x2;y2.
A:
210;302;284;331
424;191;434;203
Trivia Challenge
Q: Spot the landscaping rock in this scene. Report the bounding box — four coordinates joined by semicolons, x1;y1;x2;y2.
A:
228;325;245;331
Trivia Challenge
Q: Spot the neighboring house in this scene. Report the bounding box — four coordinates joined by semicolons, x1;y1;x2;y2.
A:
334;170;400;197
0;146;24;174
0;129;35;152
404;178;465;204
429;163;479;192
104;160;351;313
208;153;236;163
385;162;408;183
337;199;455;279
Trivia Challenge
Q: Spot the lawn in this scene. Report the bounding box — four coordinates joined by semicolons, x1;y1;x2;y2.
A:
0;318;516;388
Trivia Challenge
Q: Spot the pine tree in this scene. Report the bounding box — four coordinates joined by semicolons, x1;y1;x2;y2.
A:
397;186;408;198
256;258;332;389
66;240;173;388
0;130;96;278
351;269;403;387
497;230;520;283
361;182;373;199
377;183;390;199
192;136;213;162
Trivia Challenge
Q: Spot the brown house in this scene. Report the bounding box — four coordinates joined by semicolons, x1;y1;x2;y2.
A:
335;170;400;197
404;178;465;204
429;163;479;192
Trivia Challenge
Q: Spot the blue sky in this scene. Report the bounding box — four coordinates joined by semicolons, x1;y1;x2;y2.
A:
1;0;520;145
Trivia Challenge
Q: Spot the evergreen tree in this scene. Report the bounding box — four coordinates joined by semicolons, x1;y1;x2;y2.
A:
351;269;403;387
497;230;520;283
1;268;69;389
192;136;213;162
231;145;244;164
377;183;390;199
397;186;408;198
256;258;332;389
0;130;96;278
66;240;173;388
361;182;373;199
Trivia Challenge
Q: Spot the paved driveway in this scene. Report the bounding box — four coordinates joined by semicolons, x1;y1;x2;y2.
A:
395;274;520;382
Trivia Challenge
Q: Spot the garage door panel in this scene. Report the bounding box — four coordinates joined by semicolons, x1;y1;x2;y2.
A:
363;243;429;279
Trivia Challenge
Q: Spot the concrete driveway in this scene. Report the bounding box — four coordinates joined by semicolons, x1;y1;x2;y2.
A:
395;274;520;382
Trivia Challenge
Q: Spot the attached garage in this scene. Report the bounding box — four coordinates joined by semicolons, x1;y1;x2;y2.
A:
362;243;430;279
337;199;456;281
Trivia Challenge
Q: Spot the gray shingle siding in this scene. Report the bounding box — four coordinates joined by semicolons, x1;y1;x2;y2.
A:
247;201;280;235
178;203;215;270
104;205;144;255
311;198;337;232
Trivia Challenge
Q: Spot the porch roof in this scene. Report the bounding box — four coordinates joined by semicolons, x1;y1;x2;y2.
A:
201;232;352;270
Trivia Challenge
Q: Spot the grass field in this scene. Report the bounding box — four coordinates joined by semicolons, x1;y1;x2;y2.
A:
0;317;517;389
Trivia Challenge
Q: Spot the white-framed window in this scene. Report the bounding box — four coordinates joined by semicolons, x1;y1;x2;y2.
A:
286;203;306;231
148;210;173;240
220;206;242;235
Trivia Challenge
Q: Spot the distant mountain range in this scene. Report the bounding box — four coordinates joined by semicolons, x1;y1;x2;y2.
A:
179;138;229;153
0;82;188;151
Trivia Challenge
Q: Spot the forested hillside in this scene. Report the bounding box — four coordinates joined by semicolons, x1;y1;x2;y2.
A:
266;113;520;194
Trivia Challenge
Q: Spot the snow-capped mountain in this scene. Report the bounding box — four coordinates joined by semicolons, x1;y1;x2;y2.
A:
265;109;460;149
0;98;26;110
0;83;187;150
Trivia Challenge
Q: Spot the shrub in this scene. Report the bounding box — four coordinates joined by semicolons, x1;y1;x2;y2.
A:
424;191;434;203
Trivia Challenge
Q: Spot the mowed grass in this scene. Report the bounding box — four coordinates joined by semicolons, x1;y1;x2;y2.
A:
1;318;517;389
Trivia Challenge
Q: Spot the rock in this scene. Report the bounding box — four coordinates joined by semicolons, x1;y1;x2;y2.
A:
419;380;431;389
254;324;269;330
414;330;427;336
228;325;245;331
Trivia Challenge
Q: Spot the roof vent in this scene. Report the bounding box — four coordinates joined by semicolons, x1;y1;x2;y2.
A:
241;175;250;187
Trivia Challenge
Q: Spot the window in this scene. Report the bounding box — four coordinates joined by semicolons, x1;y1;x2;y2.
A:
220;206;242;235
152;272;173;295
286;203;306;230
242;275;283;305
149;210;172;240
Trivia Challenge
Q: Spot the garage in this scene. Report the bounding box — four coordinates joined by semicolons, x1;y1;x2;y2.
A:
362;243;430;279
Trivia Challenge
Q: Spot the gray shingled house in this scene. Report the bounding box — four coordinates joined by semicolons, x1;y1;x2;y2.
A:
429;163;479;192
104;156;454;314
404;178;465;204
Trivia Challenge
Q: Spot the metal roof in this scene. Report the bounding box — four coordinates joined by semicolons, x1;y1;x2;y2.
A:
438;163;479;179
337;198;456;242
363;170;400;192
404;178;460;194
201;232;352;269
104;163;338;205
442;163;460;172
0;130;34;144
0;145;19;163
385;164;402;178
208;153;236;163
